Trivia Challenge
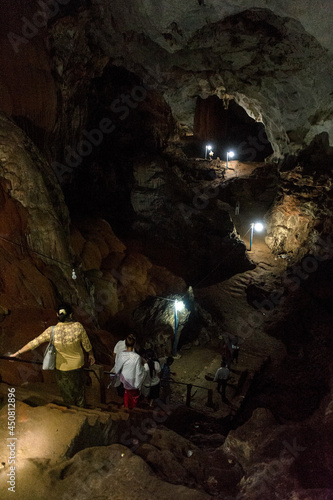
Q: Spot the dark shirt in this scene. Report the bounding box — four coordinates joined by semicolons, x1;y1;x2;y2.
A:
160;363;171;386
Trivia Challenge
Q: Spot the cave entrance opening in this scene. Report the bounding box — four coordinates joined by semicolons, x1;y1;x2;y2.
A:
183;95;273;162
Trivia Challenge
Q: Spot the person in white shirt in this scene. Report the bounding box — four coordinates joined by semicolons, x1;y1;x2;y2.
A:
112;334;136;397
231;336;240;364
114;335;144;409
142;349;161;406
213;361;230;401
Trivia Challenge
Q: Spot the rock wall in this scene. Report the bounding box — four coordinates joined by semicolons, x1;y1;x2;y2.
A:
265;137;333;258
0;113;77;313
0;0;58;151
0;114;188;357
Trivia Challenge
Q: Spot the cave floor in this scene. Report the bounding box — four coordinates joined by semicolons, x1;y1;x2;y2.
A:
168;344;269;418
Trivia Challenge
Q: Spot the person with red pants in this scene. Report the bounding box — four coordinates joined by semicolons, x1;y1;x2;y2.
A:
114;335;144;409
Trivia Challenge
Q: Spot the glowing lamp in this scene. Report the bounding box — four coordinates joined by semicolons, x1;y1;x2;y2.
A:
249;222;264;251
174;300;185;355
205;144;212;159
226;151;235;169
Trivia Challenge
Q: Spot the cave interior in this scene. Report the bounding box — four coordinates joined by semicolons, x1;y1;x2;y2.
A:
0;1;333;499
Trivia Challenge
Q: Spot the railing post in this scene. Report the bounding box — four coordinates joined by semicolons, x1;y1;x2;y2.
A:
1;357;219;412
186;384;192;407
207;388;214;408
89;364;106;405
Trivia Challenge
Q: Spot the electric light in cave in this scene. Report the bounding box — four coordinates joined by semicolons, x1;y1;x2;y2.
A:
174;299;184;356
226;150;235;170
254;222;264;232
249;222;264;251
205;144;212;160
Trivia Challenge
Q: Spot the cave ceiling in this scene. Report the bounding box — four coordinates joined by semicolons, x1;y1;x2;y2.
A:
0;0;332;161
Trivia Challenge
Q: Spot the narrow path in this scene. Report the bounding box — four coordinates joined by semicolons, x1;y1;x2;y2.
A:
170;161;288;418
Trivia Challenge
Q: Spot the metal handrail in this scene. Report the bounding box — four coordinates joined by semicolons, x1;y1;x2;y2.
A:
169;379;215;409
0;354;101;376
0;355;43;365
0;354;105;401
0;355;215;410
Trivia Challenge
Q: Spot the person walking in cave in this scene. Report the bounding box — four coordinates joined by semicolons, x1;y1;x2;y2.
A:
10;303;95;407
231;336;240;364
160;356;176;403
235;201;240;216
213;361;230;402
220;340;229;365
112;333;137;397
142;349;161;407
114;335;145;409
113;333;137;359
220;336;232;367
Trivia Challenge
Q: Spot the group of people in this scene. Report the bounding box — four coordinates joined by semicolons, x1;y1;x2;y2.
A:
113;334;175;409
213;335;240;402
9;301;240;409
9;302;176;410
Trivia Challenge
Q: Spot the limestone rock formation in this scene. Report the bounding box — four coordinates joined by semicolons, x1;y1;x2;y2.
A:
0;1;58;147
1;1;332;164
222;400;333;499
0;112;189;357
132;295;190;356
135;426;243;497
130;153;256;284
47;444;211;500
265;136;333;258
43;2;333;161
0;0;332;330
0;111;87;351
0;401;211;500
0;399;130;499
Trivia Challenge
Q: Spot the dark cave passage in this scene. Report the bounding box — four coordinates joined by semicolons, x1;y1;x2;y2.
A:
183;96;274;162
